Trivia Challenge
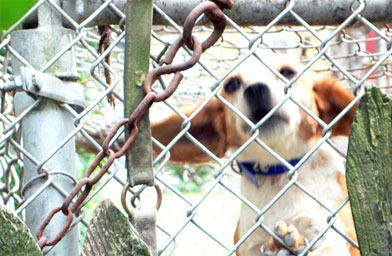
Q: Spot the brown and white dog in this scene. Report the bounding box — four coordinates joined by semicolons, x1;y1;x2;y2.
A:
151;54;359;256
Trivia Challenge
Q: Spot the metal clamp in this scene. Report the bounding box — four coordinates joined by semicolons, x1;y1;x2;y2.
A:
1;67;85;108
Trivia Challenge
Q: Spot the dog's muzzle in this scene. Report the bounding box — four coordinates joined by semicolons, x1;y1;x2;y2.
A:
244;82;272;123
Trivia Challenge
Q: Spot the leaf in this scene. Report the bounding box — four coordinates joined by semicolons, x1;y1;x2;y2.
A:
0;0;37;37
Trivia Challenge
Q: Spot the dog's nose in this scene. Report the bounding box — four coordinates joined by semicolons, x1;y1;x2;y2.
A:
244;82;270;103
244;82;272;122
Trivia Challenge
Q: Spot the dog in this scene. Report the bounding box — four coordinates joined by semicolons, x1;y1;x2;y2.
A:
151;54;359;256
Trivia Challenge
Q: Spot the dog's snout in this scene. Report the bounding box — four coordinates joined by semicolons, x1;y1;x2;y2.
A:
244;82;270;103
244;82;272;123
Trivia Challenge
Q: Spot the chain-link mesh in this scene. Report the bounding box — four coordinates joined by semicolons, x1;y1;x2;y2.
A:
1;0;391;255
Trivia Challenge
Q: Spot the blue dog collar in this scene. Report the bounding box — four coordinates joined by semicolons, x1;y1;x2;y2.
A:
237;157;302;187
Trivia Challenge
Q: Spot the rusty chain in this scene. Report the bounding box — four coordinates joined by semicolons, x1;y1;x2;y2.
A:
36;0;234;249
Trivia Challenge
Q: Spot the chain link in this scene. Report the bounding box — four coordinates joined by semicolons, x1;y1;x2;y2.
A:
36;0;234;249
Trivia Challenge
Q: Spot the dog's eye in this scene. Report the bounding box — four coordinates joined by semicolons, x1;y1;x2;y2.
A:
279;67;296;79
224;77;241;93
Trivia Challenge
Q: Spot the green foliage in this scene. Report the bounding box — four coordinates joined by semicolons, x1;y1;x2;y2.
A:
0;0;36;37
76;149;96;178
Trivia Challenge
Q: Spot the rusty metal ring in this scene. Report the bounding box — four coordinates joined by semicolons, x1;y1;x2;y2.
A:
183;2;226;51
131;184;162;210
121;182;162;217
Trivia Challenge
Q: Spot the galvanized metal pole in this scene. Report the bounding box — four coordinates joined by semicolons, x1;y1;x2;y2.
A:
11;0;79;255
124;0;154;187
25;0;392;26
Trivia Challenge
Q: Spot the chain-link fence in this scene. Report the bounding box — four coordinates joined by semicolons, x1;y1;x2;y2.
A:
1;0;391;255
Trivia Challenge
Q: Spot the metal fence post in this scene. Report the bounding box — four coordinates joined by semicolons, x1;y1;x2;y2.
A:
10;0;79;255
24;0;392;26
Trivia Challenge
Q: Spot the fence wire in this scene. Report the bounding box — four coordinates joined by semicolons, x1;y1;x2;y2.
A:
0;0;391;255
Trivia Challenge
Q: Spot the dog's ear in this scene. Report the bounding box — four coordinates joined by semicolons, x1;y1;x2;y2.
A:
151;98;229;163
313;77;358;137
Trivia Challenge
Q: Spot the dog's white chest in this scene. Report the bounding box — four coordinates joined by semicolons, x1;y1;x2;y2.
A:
237;145;348;252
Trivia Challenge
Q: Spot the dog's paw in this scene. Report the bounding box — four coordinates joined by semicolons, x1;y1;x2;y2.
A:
261;221;309;256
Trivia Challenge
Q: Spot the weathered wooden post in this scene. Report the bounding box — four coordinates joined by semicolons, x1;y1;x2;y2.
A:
123;1;158;255
81;200;151;256
346;87;392;255
0;204;41;255
124;0;155;187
